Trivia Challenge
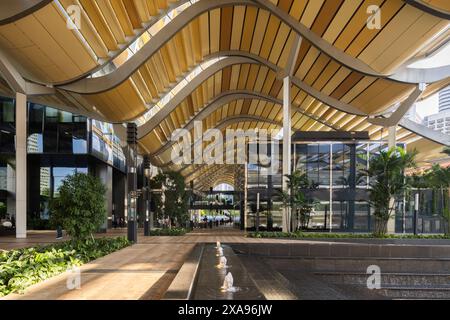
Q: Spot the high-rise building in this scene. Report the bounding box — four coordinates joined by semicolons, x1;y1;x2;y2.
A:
439;86;450;112
424;86;450;135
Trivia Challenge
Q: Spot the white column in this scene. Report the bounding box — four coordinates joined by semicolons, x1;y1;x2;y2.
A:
244;164;248;230
388;126;397;149
282;76;292;232
15;92;27;238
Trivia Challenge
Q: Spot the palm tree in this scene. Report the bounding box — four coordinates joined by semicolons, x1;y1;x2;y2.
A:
442;146;450;157
280;170;318;231
364;147;416;236
422;164;450;234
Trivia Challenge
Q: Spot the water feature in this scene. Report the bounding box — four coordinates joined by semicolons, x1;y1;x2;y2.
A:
221;272;238;293
218;256;228;269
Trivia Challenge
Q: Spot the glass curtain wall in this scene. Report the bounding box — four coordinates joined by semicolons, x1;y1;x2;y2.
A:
28;103;88;154
246;141;409;232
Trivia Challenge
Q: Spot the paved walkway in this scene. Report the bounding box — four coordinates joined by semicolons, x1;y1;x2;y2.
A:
0;227;337;251
3;227;449;300
0;227;252;300
0;227;334;300
3;242;193;300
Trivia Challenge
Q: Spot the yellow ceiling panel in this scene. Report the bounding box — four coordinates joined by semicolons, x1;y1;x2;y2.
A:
209;8;221;54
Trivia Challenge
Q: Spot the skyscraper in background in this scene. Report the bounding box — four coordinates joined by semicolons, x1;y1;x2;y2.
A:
439;86;450;112
424;86;450;135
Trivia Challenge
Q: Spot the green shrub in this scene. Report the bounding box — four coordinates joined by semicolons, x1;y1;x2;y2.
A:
0;237;130;297
0;202;6;220
50;173;107;241
148;228;187;236
247;231;450;240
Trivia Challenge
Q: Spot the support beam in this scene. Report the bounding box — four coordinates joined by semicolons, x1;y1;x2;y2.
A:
15;92;27;238
0;0;52;25
399;117;450;146
389;65;450;84
282;76;292;233
279;34;302;79
0;49;54;95
403;0;450;19
368;84;425;127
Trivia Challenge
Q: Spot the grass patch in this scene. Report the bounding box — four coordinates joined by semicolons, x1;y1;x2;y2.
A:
247;231;450;240
0;236;130;297
148;228;187;236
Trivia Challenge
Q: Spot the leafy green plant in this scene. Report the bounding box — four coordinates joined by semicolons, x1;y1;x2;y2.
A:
411;164;450;235
49;173;107;241
247;231;450;240
150;171;189;227
148;228;187;236
0;237;130;297
0;202;6;220
280;170;318;231
363;147;416;237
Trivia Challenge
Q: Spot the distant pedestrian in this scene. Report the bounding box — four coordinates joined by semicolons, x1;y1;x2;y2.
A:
56;225;63;239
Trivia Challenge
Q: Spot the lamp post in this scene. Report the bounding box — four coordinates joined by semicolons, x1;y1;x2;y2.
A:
143;156;151;236
414;193;419;235
256;192;260;232
127;123;138;242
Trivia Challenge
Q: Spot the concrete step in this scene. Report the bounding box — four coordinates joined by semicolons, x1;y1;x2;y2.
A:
378;286;450;299
238;256;298;300
239;256;387;300
230;242;450;259
315;272;450;287
264;257;450;273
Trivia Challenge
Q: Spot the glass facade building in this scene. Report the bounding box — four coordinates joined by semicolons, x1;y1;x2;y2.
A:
0;96;127;231
246;135;447;233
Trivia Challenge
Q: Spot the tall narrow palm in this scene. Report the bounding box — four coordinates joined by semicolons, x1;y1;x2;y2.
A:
365;147;416;236
280;170;317;231
425;164;450;234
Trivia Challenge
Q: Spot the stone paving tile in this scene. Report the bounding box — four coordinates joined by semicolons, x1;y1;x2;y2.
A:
3;243;194;300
